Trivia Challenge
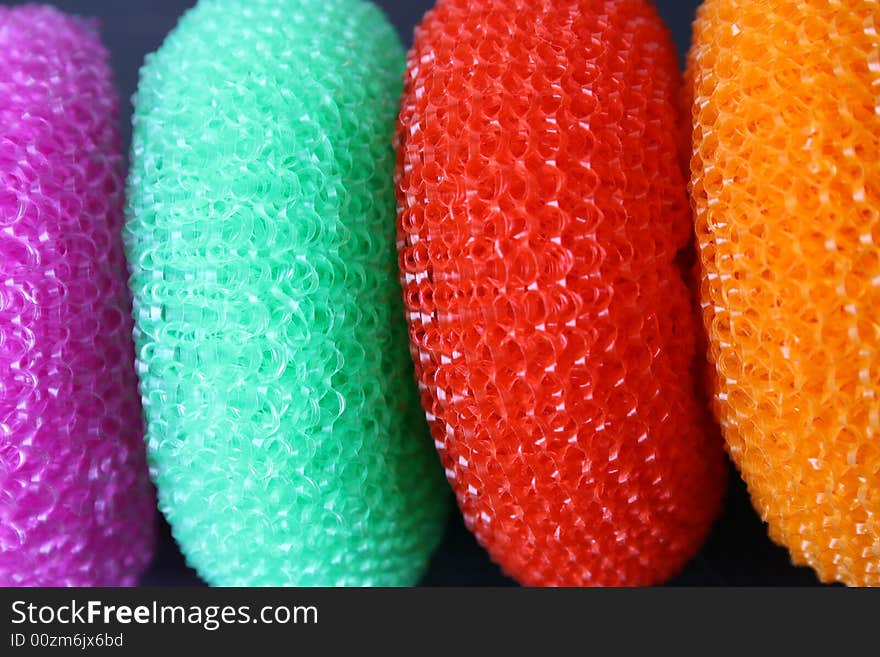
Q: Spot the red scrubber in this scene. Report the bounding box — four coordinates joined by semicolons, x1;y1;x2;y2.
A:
396;0;726;586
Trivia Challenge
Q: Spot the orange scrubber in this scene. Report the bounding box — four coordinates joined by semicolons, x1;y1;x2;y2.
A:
689;0;880;585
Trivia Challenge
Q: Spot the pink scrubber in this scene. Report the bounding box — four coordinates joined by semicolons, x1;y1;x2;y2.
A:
0;5;154;586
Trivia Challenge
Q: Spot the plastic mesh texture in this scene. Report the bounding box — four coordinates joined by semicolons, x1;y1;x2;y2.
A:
689;0;880;586
0;5;155;586
396;0;727;586
125;0;449;587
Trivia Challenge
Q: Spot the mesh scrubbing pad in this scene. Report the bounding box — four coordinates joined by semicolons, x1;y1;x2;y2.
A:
689;0;880;586
0;5;155;586
125;0;449;586
396;0;727;586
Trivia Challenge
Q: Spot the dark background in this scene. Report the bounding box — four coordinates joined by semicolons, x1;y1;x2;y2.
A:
1;0;823;586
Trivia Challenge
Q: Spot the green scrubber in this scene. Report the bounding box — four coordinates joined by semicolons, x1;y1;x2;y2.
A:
124;0;449;586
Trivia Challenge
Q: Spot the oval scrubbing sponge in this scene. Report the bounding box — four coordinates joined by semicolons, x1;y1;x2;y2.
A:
689;0;880;585
0;5;154;585
125;0;449;586
396;0;726;586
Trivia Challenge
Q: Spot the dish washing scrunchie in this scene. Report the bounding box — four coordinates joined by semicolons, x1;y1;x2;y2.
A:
689;0;880;586
125;0;450;586
0;5;155;586
395;0;727;586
